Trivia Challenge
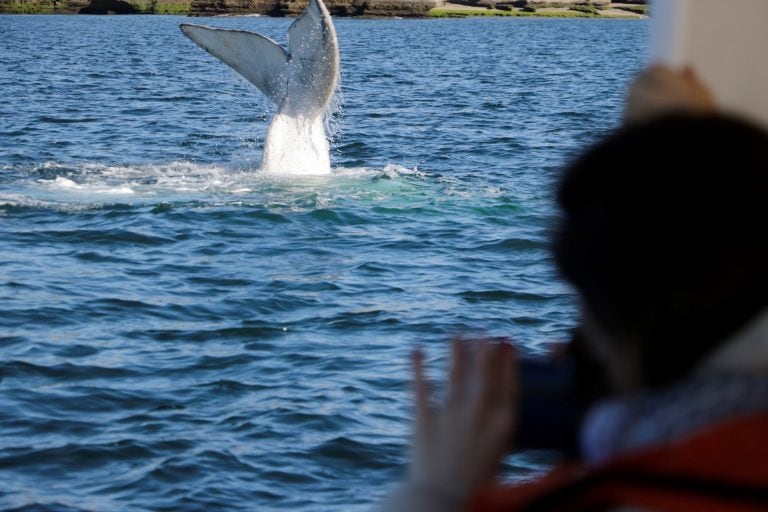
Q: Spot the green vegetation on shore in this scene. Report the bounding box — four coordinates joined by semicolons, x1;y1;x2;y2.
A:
0;0;190;13
1;1;54;12
145;1;188;14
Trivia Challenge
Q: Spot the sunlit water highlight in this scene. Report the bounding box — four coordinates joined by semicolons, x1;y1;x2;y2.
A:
0;14;645;510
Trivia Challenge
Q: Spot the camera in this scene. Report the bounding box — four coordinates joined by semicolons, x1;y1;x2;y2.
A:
514;332;609;459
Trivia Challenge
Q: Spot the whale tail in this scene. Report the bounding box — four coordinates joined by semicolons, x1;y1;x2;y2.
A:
180;0;340;174
179;24;290;106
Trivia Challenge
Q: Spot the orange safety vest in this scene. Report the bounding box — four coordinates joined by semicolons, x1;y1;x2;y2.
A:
468;413;768;512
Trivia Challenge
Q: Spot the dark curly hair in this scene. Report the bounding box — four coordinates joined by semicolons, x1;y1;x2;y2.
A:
554;115;768;388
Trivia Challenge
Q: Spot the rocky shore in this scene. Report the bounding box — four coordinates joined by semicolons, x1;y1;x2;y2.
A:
0;0;645;17
187;0;436;17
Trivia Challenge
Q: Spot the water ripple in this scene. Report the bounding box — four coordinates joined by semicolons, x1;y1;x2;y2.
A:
0;14;645;511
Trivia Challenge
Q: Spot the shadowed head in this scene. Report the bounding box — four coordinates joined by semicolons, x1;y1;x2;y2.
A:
554;115;768;388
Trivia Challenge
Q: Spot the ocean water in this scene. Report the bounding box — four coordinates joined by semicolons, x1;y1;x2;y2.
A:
0;14;645;511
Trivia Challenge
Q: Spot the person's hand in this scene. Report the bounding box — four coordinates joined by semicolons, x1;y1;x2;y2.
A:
408;339;518;508
624;65;717;124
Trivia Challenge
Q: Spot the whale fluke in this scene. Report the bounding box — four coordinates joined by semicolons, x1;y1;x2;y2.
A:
179;25;289;105
180;0;340;175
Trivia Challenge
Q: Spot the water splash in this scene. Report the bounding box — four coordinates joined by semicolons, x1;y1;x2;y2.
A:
261;114;331;176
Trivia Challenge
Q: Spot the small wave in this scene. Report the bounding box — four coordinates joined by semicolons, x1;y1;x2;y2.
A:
458;289;548;303
0;439;155;473
308;436;400;470
474;237;545;251
10;356;138;375
37;115;101;124
137;326;286;343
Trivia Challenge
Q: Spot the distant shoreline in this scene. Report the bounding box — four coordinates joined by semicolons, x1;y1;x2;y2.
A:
0;1;647;18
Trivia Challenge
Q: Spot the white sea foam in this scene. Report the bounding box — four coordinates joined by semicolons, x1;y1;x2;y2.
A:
44;176;136;195
0;193;96;212
0;161;426;210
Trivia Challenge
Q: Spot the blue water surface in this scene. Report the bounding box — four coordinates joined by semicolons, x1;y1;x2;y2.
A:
0;14;645;511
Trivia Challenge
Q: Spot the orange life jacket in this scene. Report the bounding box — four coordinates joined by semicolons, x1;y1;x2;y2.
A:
468;413;768;512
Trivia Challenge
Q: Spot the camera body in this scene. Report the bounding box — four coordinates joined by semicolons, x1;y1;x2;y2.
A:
516;358;587;457
514;336;609;458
